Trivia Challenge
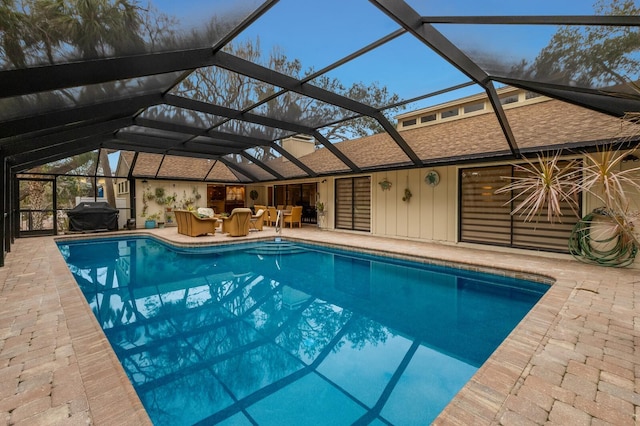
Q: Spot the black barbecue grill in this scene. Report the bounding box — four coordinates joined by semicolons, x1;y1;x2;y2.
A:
67;202;119;232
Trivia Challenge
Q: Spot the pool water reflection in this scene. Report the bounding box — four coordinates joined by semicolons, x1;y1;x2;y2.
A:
57;237;548;425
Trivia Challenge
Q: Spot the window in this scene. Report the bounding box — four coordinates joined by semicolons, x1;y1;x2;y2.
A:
464;102;484;114
441;108;459;119
335;177;370;231
459;164;581;252
117;180;129;195
421;114;436;123
525;91;542;100
499;94;519;105
402;118;417;127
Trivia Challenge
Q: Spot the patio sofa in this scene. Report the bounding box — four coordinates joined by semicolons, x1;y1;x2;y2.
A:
174;209;217;237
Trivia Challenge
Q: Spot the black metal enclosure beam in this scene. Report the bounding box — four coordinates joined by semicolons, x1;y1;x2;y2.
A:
371;0;489;84
165;94;362;172
493;77;640;118
0;50;214;99
209;51;422;165
4;155;14;253
0;93;163;139
0;0;278;99
311;131;362;172
268;145;318;178
3;117;132;156
165;94;309;136
421;15;640;25
114;133;192;152
189;139;259;152
236;152;283;180
181;140;246;155
0;153;5;266
112;134;277;170
216;157;257;182
134;117;299;173
102;140;173;156
10;138;107;172
485;83;520;157
2;0;637;190
371;0;521;157
134;118;216;140
9;135;107;167
372;111;423;164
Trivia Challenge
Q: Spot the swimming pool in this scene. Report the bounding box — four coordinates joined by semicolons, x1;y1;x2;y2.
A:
57;236;549;425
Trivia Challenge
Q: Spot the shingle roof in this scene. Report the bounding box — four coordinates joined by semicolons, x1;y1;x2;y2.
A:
280;99;633;178
127;98;634;182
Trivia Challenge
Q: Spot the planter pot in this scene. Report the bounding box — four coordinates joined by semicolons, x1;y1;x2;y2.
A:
144;220;156;229
158;222;165;229
317;211;327;228
569;210;637;267
588;214;619;254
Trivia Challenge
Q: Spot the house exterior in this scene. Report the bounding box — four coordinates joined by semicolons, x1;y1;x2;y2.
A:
25;85;634;260
256;87;639;256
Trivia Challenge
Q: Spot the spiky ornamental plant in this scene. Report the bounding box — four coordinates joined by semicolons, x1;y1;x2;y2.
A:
565;143;639;267
496;129;640;266
580;145;640;246
494;152;581;223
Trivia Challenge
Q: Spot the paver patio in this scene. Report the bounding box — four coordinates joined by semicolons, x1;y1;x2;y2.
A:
0;226;638;425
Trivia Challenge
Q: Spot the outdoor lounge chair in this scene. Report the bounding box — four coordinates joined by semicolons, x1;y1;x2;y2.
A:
174;210;217;237
283;206;303;228
220;208;252;237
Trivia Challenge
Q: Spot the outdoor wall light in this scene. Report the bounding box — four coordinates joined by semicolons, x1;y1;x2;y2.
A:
622;154;639;162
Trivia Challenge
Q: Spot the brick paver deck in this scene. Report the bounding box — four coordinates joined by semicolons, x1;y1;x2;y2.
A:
0;226;638;424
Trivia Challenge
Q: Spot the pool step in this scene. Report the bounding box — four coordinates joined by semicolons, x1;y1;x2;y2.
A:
248;241;306;256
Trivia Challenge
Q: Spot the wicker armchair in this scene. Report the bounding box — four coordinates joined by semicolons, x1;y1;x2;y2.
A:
220;208;252;237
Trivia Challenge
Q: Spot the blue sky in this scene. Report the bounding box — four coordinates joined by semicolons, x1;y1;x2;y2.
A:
150;0;600;111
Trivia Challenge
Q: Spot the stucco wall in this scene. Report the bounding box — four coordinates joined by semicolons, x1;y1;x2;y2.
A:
135;180;208;227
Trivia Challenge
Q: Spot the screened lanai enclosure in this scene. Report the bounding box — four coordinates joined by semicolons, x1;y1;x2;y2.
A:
1;0;640;263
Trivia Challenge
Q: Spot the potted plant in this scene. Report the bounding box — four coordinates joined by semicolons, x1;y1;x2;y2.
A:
141;186;155;217
316;201;325;215
495;146;640;267
402;188;412;202
145;212;161;229
155;187;166;203
192;186;201;201
165;192;177;211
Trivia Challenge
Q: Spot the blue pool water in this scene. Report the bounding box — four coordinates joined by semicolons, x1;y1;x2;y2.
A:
57;237;548;425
